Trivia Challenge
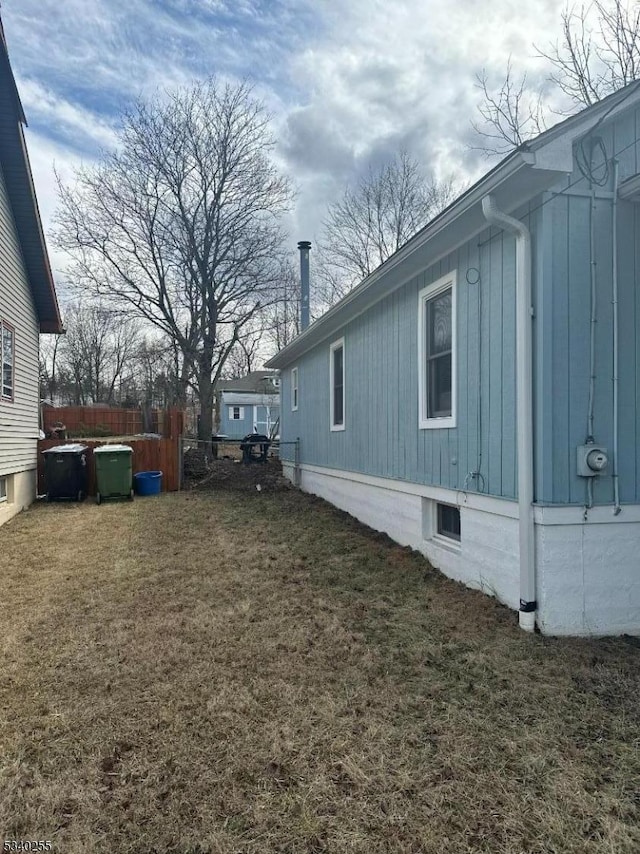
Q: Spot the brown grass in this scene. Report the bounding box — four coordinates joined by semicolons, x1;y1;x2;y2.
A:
1;490;639;853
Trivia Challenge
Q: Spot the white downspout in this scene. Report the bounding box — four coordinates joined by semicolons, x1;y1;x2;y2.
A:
481;195;536;632
611;160;622;516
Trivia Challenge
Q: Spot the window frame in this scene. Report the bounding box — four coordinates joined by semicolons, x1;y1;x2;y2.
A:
1;320;15;403
291;366;299;411
436;502;461;543
229;405;244;421
329;337;345;432
418;272;457;429
0;476;7;503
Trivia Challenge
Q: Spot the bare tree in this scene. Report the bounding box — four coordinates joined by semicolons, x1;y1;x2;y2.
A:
317;151;457;304
475;1;640;155
472;64;546;157
132;335;190;408
542;1;640;107
54;79;293;441
221;324;265;378
55;301;140;405
263;260;301;353
39;334;63;403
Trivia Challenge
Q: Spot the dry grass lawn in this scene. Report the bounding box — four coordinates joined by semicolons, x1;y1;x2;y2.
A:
1;488;639;853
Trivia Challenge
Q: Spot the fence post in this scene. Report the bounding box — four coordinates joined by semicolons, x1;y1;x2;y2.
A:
178;437;184;491
294;437;301;488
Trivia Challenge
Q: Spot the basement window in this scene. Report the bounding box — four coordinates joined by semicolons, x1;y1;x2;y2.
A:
436;503;461;542
0;476;7;502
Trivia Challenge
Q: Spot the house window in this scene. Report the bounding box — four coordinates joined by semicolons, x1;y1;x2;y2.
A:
271;376;280;388
0;476;7;502
291;367;299;411
436;503;461;542
1;321;15;402
330;338;345;431
229;406;244;420
418;272;456;429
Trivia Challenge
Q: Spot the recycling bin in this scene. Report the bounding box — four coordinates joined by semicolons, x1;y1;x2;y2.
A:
42;444;88;501
94;444;134;504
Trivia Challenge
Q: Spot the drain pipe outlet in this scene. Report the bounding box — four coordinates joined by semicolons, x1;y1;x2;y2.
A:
481;195;536;632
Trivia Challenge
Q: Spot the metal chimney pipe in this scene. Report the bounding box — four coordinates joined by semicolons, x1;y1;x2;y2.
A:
298;240;311;331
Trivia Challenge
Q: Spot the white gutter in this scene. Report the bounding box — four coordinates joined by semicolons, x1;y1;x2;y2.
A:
481;195;536;632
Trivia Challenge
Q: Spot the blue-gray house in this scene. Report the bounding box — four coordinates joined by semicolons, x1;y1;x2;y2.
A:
216;370;281;439
267;83;640;637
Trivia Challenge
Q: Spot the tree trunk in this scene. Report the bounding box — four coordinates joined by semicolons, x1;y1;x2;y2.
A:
198;372;215;454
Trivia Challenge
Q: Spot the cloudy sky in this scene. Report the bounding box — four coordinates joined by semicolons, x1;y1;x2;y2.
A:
2;0;566;283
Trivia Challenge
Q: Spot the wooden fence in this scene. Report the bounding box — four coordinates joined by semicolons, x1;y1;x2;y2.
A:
42;406;184;439
37;437;180;496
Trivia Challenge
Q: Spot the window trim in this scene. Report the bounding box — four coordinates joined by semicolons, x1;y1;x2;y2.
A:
418;272;456;430
291;366;299;411
229;405;244;421
0;476;7;503
1;320;15;403
329;337;345;432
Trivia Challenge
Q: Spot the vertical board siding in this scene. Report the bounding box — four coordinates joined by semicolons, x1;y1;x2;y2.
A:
0;161;39;477
281;220;525;501
283;105;640;506
538;104;640;504
617;199;637;503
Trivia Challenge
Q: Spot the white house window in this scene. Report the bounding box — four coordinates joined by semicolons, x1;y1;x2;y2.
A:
0;476;7;502
271;376;281;388
229;405;244;420
418;272;456;429
1;321;15;402
291;367;299;411
436;503;461;542
330;338;345;431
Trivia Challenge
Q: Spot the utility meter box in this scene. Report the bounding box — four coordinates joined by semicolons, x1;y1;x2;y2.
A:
577;444;609;477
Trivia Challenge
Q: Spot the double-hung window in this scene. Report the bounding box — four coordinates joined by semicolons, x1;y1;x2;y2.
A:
330;338;345;431
291;367;299;411
229;405;244;421
1;321;15;402
418;272;456;429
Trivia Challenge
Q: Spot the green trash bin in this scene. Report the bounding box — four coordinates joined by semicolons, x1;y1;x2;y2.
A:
94;444;134;504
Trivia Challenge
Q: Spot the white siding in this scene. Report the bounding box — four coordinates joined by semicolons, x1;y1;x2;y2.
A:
0;161;39;478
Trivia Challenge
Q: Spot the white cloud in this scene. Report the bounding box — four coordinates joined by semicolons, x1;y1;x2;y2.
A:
4;0;571;268
23;129;90;292
17;79;119;152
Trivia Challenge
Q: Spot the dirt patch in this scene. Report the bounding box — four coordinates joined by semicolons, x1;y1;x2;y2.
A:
1;490;639;853
187;456;293;493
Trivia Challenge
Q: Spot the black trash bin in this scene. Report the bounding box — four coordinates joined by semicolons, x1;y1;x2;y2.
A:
42;444;89;501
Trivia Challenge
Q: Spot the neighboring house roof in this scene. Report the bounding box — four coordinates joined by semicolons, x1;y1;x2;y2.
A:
267;80;640;369
217;370;280;395
0;19;63;334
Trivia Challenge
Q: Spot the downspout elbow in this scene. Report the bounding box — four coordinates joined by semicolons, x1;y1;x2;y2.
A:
481;194;536;632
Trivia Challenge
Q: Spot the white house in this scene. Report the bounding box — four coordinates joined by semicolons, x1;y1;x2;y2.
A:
0;19;64;527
